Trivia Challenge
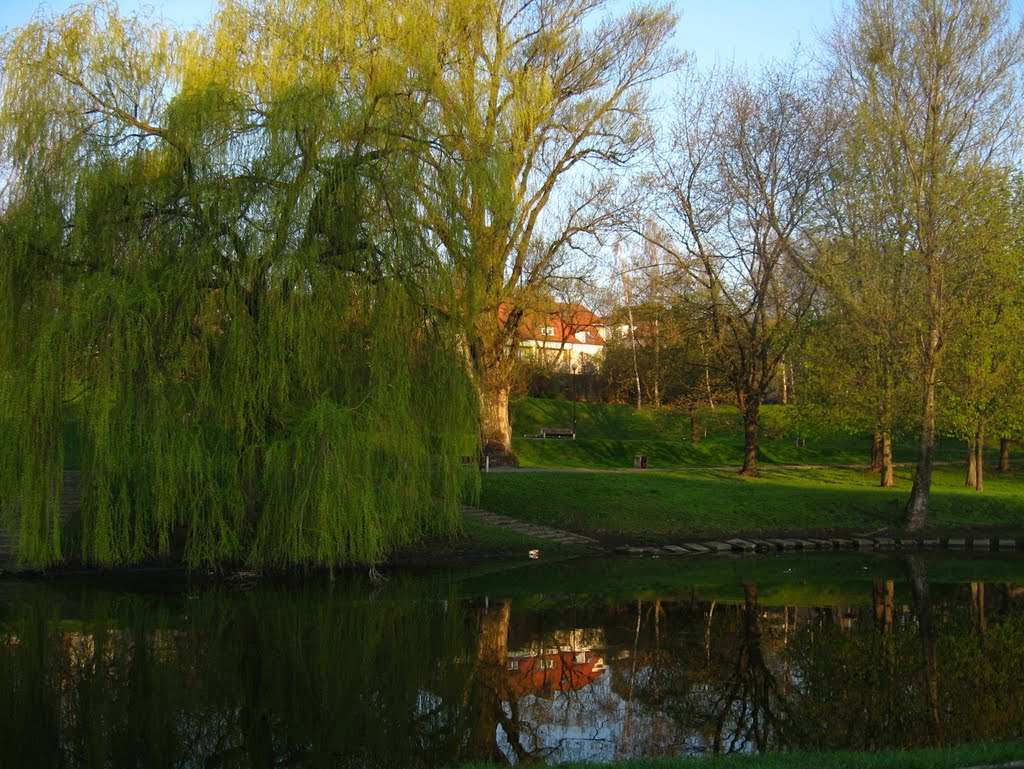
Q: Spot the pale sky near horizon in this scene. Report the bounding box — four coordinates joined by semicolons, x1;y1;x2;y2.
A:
0;0;844;69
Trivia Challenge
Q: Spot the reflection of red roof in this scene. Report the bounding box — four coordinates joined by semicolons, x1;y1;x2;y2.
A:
507;652;606;698
499;303;605;347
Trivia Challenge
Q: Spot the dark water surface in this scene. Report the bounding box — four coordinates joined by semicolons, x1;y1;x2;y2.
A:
2;553;1023;768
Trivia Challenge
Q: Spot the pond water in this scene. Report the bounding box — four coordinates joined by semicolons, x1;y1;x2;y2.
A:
2;553;1023;768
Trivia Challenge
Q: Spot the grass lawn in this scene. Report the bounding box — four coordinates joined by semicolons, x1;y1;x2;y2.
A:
509;398;968;469
451;739;1024;769
479;465;1024;542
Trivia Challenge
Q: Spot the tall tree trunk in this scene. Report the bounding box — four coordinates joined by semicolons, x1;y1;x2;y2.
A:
870;431;883;472
881;433;895;488
966;435;978;488
780;359;789;405
999;438;1011;472
622;261;643;411
652;318;661;407
740;400;761;477
701;335;716;412
905;358;938;531
974;421;985;492
480;383;517;466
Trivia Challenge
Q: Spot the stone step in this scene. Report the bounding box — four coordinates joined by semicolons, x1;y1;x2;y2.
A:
662;545;694;555
701;541;734;553
615;546;646;556
682;543;711;553
726;538;758;553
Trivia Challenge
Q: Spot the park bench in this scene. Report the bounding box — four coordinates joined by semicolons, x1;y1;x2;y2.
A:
540;427;575;439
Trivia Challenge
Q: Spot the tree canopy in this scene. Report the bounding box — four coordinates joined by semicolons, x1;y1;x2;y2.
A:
0;0;478;569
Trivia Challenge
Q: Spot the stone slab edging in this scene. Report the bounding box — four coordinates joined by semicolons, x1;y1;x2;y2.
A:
614;535;1022;557
459;506;1021;559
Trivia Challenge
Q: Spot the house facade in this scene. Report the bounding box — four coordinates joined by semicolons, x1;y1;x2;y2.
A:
509;304;608;372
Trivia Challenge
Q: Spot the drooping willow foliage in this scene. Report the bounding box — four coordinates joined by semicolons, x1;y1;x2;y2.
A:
0;1;478;568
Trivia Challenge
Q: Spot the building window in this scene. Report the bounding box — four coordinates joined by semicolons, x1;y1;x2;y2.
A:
540;659;555;670
542;325;555;336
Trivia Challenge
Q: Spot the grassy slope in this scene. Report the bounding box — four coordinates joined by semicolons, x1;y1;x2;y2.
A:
509;398;964;469
480;465;1024;540
473;398;1024;540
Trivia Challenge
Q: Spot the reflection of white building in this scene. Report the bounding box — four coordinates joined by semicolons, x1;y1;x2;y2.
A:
508;304;608;372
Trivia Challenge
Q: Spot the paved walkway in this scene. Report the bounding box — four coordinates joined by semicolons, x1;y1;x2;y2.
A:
461;505;601;548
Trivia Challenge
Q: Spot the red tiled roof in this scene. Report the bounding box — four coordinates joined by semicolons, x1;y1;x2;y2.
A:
500;303;605;347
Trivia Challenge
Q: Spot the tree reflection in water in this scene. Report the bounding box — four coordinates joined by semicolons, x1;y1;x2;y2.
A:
1;565;1023;768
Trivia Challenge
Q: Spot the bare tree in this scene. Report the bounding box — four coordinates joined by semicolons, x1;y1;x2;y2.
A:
648;63;835;475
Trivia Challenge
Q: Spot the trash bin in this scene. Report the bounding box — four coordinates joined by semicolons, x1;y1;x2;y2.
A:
634;454;648;469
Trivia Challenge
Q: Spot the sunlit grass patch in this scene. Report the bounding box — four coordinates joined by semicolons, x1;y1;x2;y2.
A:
480;465;1024;540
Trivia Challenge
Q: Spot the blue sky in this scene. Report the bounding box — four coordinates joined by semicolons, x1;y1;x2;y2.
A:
2;0;839;68
2;0;1021;68
675;0;839;67
1;0;215;33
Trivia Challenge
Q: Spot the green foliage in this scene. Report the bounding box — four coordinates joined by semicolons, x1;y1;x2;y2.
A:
0;2;478;568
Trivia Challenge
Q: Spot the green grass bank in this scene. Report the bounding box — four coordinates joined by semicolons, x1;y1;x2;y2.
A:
479;465;1024;542
508;398;967;469
471;398;1024;543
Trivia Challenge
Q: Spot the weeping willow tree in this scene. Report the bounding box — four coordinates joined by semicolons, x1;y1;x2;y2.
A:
0;0;478;569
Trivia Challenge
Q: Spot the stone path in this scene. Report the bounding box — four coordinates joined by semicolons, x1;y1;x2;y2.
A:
461;505;601;548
